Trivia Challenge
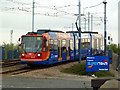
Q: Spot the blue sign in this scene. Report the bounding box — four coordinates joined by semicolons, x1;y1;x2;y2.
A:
86;56;109;72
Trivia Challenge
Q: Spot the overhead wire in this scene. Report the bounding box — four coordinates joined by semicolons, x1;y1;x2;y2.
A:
6;0;32;6
2;0;104;26
83;2;103;14
4;0;77;16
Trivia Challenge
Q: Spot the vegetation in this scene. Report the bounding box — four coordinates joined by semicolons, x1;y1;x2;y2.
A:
107;44;120;54
3;42;18;50
61;62;114;77
2;42;19;59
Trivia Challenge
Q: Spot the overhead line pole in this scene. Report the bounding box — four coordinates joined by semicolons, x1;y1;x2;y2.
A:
88;12;91;55
72;23;76;60
91;15;93;31
88;12;90;31
103;0;107;55
78;0;81;63
32;0;35;32
90;15;93;55
10;30;13;44
84;18;86;31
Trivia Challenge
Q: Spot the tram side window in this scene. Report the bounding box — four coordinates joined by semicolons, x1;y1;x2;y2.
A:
54;40;58;51
49;39;54;51
67;40;70;56
81;39;85;48
76;39;78;50
49;40;58;51
70;40;73;51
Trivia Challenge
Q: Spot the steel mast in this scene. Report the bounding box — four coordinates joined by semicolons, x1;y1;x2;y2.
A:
78;0;81;63
32;0;35;32
103;0;107;55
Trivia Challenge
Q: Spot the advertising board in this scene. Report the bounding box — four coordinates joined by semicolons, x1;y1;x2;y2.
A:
86;56;109;72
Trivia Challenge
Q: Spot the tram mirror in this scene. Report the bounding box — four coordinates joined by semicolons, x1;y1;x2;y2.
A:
18;38;20;42
108;36;110;40
45;39;47;42
19;44;21;46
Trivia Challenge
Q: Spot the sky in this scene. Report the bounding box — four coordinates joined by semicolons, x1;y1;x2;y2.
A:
0;0;119;45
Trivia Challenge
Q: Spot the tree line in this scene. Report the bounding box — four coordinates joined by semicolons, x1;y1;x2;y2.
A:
107;44;120;54
2;43;120;55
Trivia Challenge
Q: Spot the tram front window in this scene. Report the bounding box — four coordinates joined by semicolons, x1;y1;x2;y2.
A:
22;36;42;52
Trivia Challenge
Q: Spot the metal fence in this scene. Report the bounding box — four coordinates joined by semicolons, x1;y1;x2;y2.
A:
0;46;19;60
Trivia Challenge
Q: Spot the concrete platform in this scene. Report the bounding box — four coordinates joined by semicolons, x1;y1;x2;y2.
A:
91;77;120;90
99;79;119;90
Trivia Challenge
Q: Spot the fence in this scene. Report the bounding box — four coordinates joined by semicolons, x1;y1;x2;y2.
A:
0;46;20;60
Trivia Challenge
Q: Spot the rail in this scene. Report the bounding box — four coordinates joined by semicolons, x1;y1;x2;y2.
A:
0;59;20;67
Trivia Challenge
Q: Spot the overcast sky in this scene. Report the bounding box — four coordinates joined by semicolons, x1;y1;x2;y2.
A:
0;0;119;45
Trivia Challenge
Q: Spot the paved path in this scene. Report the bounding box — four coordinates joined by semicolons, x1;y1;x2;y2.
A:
2;76;92;88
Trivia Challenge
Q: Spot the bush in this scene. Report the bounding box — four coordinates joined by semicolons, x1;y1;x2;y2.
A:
107;44;120;54
61;63;88;75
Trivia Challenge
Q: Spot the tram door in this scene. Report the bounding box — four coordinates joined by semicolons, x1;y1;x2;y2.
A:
66;40;70;60
62;40;67;60
49;40;59;61
58;40;62;60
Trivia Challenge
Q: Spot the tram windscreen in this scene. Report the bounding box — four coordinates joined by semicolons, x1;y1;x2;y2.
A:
22;36;42;52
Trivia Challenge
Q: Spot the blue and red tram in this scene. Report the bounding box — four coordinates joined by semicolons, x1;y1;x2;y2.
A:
19;29;103;65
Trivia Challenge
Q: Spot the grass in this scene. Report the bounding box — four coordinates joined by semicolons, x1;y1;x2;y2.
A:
61;62;114;77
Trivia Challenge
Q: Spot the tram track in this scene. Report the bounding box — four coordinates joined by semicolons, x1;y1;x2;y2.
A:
8;67;35;75
1;59;21;67
1;64;45;75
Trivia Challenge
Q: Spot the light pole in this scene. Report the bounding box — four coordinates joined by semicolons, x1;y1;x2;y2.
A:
103;0;107;55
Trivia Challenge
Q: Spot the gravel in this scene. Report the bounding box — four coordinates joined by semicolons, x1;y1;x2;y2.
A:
12;60;93;81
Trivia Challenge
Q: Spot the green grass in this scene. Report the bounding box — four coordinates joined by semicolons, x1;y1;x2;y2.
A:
61;62;114;77
94;71;114;77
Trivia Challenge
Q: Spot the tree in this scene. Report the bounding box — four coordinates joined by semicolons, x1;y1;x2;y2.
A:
2;42;19;59
107;44;120;54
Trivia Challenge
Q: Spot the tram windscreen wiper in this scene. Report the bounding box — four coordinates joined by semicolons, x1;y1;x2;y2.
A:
23;48;27;53
22;43;27;53
35;47;40;54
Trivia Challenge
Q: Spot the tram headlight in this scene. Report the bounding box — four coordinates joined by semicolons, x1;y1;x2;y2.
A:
37;54;41;57
89;50;90;52
22;53;25;56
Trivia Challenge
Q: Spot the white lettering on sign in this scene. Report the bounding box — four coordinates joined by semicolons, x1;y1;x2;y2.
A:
87;57;95;59
88;62;108;66
98;62;108;65
99;68;108;71
87;60;94;61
